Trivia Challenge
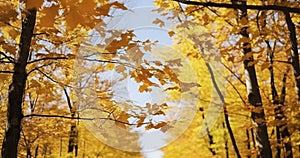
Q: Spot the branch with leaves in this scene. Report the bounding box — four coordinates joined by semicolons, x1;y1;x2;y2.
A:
174;0;300;13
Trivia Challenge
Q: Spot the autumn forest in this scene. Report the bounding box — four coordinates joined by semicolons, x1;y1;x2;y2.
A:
1;0;300;158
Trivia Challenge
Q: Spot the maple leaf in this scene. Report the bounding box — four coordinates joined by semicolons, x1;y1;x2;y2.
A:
137;116;146;128
111;2;127;10
144;45;152;52
105;63;115;70
65;7;84;29
153;110;165;116
145;122;168;130
115;111;130;130
26;0;43;9
168;31;175;37
39;4;59;27
138;83;151;92
166;58;182;67
153;18;165;28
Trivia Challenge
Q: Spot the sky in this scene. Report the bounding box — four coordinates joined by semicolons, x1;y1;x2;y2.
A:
107;0;173;158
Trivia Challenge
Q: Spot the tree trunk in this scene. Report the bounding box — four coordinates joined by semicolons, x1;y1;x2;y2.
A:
34;145;39;158
68;124;78;157
277;65;293;158
282;6;298;158
1;8;36;158
231;0;272;157
223;122;229;158
267;42;292;158
246;129;251;158
257;8;293;157
283;11;300;105
64;88;78;157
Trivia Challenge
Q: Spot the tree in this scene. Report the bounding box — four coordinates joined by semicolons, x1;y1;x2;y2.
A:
1;0;300;157
0;0;143;157
1;7;37;158
154;0;300;157
1;0;199;157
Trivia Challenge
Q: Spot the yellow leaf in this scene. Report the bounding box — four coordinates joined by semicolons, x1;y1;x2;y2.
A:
139;84;150;92
105;63;115;70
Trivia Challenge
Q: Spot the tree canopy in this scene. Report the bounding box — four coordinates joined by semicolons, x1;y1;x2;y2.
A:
0;0;300;158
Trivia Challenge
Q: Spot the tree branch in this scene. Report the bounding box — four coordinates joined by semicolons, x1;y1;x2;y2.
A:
27;57;68;64
26;62;55;75
174;0;300;13
23;114;145;126
35;68;72;87
0;71;14;74
0;51;15;63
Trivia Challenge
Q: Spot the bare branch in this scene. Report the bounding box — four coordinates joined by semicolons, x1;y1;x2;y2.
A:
23;114;147;126
63;88;73;114
226;78;246;105
0;70;14;74
0;51;15;63
221;62;246;86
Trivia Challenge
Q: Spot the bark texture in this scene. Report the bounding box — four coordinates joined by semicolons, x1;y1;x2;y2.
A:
231;0;272;157
1;8;37;158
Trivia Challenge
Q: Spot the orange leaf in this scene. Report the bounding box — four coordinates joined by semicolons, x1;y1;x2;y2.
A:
145;122;167;130
111;2;127;10
137;116;146;127
260;62;270;71
26;0;43;9
139;84;150;92
168;31;175;37
154;110;165;116
153;18;165;28
105;63;115;70
115;111;130;129
40;5;59;27
65;7;84;29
